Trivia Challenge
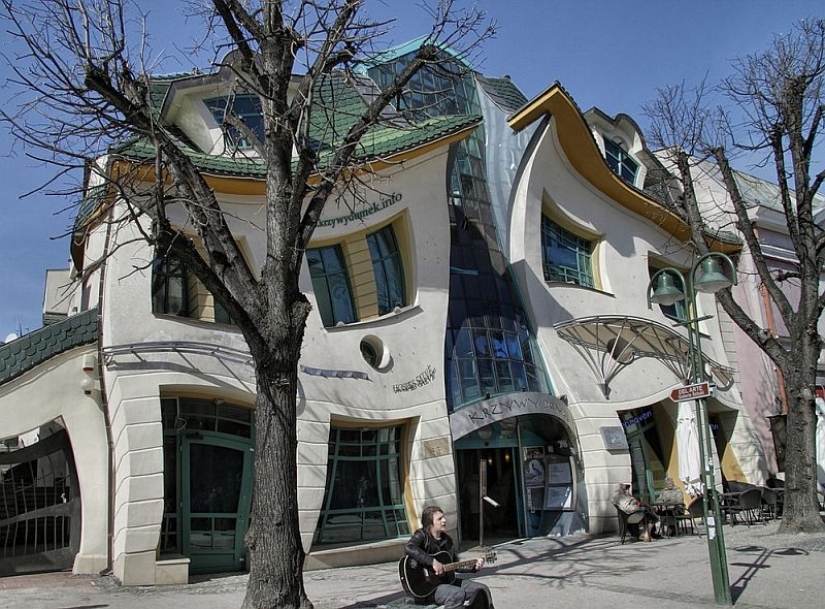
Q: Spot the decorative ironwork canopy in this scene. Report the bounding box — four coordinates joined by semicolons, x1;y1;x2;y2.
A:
553;315;734;398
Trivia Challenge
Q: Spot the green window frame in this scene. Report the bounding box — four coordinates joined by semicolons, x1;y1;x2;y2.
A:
367;225;406;315
604;139;639;183
158;397;255;556
540;216;594;287
313;425;410;547
307;245;357;327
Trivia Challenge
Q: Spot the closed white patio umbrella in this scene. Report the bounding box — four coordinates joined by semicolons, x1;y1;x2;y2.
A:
816;397;825;496
677;401;703;497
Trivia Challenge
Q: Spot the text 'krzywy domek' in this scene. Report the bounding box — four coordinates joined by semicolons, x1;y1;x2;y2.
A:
8;37;812;585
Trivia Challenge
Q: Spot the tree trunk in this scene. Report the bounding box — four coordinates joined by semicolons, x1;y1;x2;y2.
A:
778;365;825;533
242;323;313;609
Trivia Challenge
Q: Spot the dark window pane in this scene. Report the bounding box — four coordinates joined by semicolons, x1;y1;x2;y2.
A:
604;139;639;184
459;359;481;402
189;444;244;514
367;226;406;315
496;360;515;393
307;245;356;326
478;358;496;396
152;256;188;316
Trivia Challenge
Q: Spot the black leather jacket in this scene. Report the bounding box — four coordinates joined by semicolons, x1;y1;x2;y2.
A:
404;528;474;572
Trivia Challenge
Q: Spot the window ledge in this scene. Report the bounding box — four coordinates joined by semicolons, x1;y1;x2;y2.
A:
152;313;242;332
326;304;422;331
544;282;614;298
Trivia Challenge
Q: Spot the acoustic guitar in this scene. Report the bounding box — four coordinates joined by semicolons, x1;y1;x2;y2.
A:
398;549;497;599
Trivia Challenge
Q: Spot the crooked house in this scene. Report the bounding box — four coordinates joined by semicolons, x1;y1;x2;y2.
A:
0;41;766;584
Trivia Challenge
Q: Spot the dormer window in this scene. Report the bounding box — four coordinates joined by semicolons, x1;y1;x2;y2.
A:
604;138;638;184
205;94;264;151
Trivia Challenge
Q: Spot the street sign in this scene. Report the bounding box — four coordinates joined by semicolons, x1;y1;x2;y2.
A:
671;382;711;402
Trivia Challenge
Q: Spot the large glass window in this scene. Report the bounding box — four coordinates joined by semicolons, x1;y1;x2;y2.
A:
540;216;594;287
205;94;264;151
367;225;406;315
313;425;409;546
306;245;357;327
604;139;639;184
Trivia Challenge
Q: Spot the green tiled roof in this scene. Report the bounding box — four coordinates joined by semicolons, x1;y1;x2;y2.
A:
476;75;528;113
76;67;481;233
0;308;98;386
116;113;480;178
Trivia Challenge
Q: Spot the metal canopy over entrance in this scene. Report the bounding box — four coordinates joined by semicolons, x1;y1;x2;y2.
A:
554;315;733;398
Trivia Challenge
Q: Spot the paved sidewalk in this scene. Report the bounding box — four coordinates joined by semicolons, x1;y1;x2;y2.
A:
1;520;823;608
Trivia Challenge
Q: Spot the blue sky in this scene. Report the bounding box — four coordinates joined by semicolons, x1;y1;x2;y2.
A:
1;0;822;338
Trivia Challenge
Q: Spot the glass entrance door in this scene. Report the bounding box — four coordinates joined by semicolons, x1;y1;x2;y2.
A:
182;436;253;574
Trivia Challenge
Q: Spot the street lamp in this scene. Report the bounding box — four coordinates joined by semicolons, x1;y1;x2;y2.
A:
647;252;737;606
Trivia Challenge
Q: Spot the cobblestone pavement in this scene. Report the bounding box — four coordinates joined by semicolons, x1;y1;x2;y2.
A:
2;519;825;608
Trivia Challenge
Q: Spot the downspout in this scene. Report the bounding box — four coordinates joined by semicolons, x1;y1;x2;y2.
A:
94;211;116;575
754;226;788;414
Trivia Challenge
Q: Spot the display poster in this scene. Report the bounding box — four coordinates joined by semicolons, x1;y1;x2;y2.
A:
542;454;575;511
523;447;545;488
543;485;572;509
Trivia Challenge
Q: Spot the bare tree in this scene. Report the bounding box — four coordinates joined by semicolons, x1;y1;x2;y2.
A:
0;0;493;606
645;18;825;533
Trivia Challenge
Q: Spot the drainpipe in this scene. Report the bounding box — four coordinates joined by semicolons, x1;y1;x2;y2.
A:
94;212;115;575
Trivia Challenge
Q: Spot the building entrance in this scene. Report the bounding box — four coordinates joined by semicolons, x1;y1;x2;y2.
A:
181;434;253;574
456;447;519;543
160;396;254;574
454;412;580;541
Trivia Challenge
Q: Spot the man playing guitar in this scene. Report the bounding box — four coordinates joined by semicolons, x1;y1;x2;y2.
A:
400;505;495;608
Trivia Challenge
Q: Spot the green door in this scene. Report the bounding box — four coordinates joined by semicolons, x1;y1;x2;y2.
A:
182;434;253;574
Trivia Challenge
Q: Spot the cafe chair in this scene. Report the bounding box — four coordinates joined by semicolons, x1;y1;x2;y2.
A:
674;496;703;537
760;486;779;520
615;505;646;544
727;487;762;526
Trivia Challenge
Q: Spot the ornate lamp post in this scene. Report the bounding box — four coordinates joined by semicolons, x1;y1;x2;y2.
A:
647;252;736;606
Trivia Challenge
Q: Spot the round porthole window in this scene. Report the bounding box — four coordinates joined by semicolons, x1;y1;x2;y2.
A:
360;335;391;370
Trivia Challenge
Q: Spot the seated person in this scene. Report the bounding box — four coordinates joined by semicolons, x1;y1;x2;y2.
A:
403;505;494;609
612;483;658;542
656;477;684;536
